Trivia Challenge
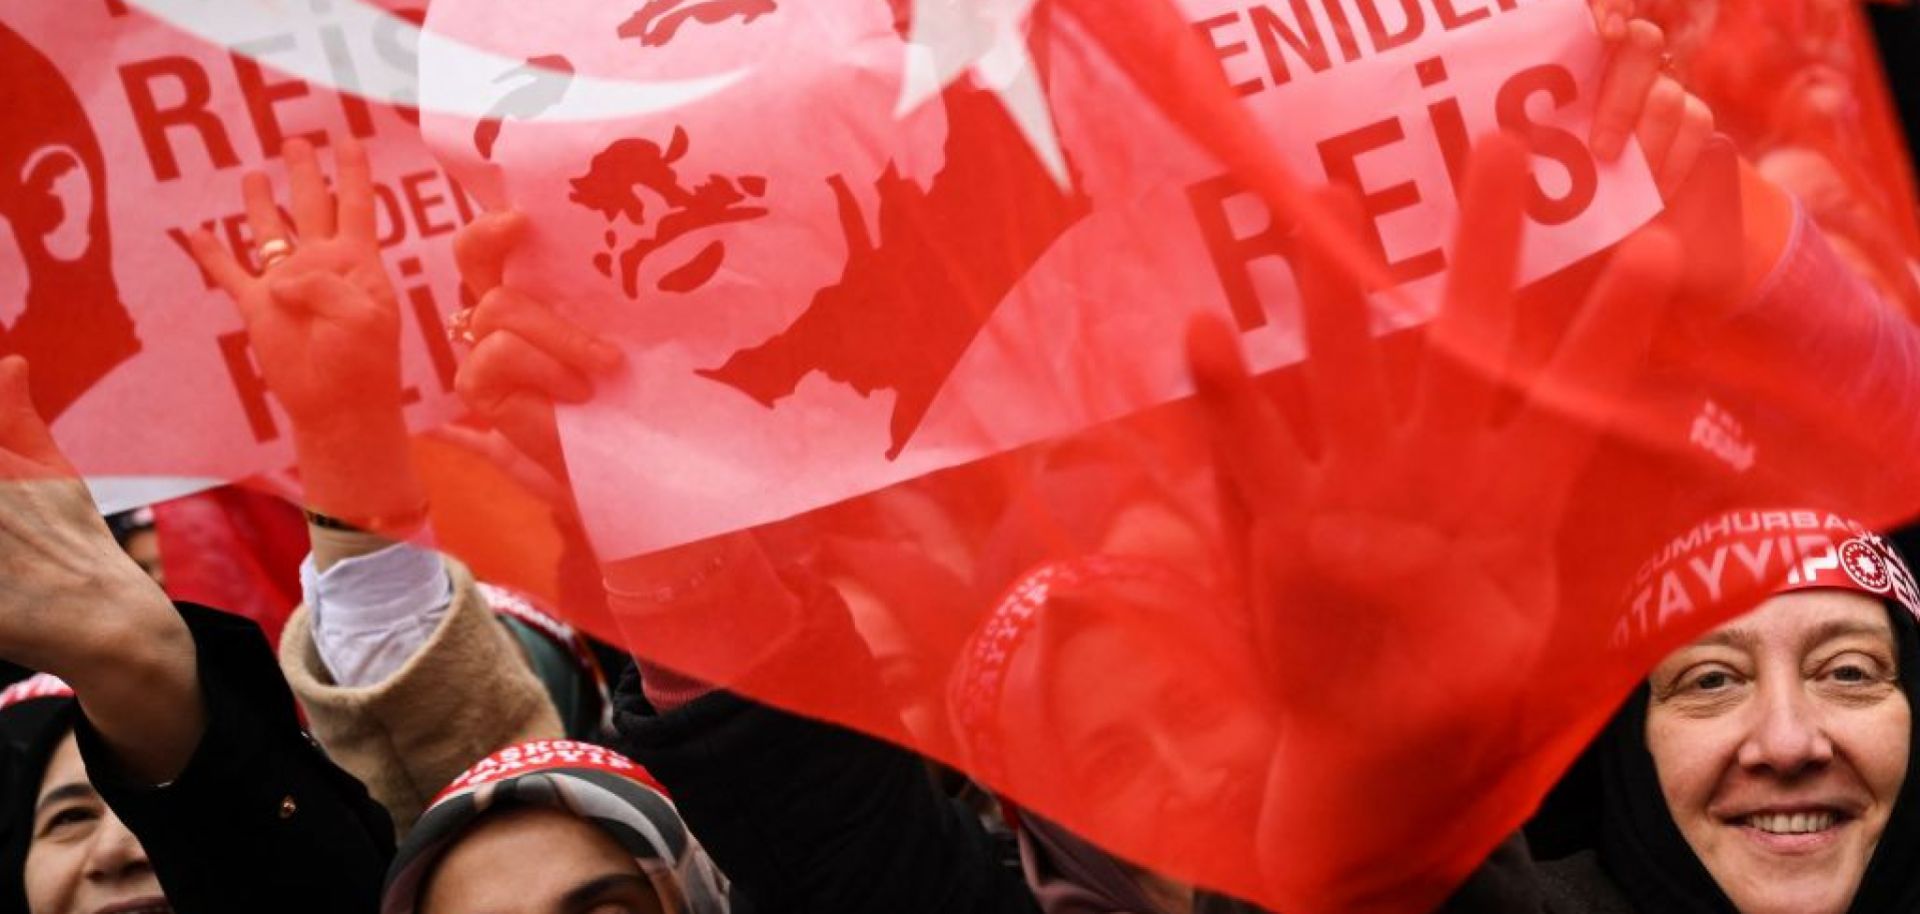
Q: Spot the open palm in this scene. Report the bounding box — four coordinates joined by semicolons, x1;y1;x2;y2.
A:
1195;136;1680;719
188;136;402;430
1187;137;1686;910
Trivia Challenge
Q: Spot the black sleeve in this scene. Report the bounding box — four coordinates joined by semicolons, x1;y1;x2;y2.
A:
1433;833;1550;914
73;603;395;914
613;583;1039;914
1869;3;1919;171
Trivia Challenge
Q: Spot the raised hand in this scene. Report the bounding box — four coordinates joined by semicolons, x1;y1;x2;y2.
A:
1186;134;1686;906
1586;7;1716;199
188;136;421;533
446;211;765;607
1188;132;1682;727
0;356;201;783
0;357;137;634
188;136;401;430
449;210;623;482
441;214;792;631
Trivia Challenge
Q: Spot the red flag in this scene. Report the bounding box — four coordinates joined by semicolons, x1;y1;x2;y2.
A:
151;486;308;646
5;0;1920;910
0;4;470;479
405;0;1920;909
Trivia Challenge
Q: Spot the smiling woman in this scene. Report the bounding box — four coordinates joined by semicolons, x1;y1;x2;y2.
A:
1584;525;1920;914
1643;589;1910;914
1441;523;1920;914
23;732;171;914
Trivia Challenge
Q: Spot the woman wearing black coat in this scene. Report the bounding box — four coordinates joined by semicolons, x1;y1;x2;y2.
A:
0;356;396;914
609;572;1041;914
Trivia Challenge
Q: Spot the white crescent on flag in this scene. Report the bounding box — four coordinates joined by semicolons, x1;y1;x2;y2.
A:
126;0;748;122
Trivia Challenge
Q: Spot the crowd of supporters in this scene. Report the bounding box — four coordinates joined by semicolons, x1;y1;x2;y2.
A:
3;3;1920;914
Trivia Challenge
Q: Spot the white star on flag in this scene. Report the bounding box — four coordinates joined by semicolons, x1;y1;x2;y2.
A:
897;0;1072;188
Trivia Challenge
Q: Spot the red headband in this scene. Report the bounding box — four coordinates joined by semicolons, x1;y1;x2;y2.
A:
1616;510;1920;649
948;555;1193;786
0;674;72;713
431;739;667;807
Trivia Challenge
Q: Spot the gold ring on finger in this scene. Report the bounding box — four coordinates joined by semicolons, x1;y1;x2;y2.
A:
447;307;480;346
256;237;296;271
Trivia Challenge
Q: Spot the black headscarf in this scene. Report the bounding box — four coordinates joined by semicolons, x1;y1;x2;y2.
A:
0;693;78;914
1593;598;1920;914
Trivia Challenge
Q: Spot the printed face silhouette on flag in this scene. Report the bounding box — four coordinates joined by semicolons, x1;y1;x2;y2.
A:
0;3;472;486
0;21;140;421
423;0;1663;559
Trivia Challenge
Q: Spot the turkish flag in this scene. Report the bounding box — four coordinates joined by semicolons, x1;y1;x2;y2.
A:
4;0;1920;910
397;0;1920;908
398;0;1920;910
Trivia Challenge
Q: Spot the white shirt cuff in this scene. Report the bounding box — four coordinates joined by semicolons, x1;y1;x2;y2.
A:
301;542;454;688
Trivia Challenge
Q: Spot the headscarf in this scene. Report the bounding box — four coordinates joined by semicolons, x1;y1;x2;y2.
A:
950;558;1179;914
950;556;1191;790
952;557;1271;914
1594;520;1920;913
103;507;154;549
382;739;730;914
0;674;78;914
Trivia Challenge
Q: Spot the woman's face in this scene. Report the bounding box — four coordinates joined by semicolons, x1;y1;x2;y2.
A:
23;733;170;914
1646;590;1910;914
997;598;1271;878
421;806;664;914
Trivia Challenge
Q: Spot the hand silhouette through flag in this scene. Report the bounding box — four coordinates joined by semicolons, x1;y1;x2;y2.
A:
1169;132;1685;911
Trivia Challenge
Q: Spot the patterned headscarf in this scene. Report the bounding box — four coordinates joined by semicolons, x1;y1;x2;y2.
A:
382;739;730;914
950;557;1244;914
1;675;78;914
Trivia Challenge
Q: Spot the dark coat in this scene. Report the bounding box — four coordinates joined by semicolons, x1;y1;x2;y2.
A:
611;613;1040;914
2;602;394;914
1439;836;1636;914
